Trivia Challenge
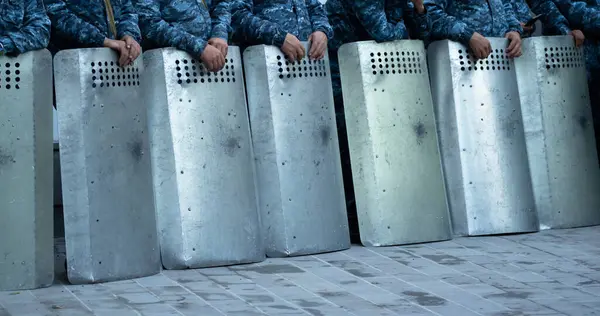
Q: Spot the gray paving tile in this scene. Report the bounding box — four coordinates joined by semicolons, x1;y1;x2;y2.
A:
2;227;600;315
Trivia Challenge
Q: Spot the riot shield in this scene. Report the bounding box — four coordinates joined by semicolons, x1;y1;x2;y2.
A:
54;48;160;284
338;40;451;246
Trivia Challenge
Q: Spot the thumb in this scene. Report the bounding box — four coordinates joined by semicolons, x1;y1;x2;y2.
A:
308;33;314;41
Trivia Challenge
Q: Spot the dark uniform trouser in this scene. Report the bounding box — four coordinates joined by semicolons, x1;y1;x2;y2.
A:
330;53;361;243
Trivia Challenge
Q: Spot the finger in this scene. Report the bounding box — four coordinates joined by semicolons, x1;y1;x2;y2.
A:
507;38;517;53
298;44;306;60
223;45;228;57
285;50;296;62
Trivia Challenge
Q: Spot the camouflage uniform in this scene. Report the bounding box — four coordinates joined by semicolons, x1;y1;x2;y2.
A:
231;0;333;46
136;0;232;57
530;0;600;160
511;0;536;37
325;0;431;242
424;0;523;46
0;0;50;55
44;0;141;52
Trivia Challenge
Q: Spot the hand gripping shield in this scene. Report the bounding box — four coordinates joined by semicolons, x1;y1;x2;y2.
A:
54;48;160;284
243;42;351;257
143;47;264;269
515;36;600;229
338;40;451;246
427;39;539;236
0;50;54;290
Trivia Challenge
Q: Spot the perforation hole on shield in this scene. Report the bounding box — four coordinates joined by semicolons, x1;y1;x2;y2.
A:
544;46;585;70
276;55;327;80
175;58;236;85
457;49;511;72
368;50;422;75
0;62;22;90
90;61;140;88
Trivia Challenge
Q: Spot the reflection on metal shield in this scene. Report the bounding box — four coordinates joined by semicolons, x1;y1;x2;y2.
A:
54;48;160;284
338;40;451;246
515;36;600;229
0;50;54;290
143;47;264;269
243;42;350;257
427;39;539;236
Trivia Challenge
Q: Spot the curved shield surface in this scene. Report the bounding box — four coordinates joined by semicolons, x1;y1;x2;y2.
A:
243;43;350;257
0;50;54;290
143;47;264;269
516;36;600;230
54;48;160;284
338;40;451;246
428;39;539;236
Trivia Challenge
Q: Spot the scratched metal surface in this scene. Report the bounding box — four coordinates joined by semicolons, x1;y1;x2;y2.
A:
143;47;264;269
0;50;54;290
337;40;451;246
428;39;539;236
54;48;160;284
515;36;600;230
243;42;350;257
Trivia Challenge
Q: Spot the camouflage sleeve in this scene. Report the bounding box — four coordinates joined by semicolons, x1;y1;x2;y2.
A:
116;0;142;42
231;0;288;47
0;0;50;55
44;0;106;47
403;2;431;40
351;0;409;42
306;0;333;39
424;0;476;46
210;0;232;40
512;0;533;22
529;0;571;35
137;0;208;57
560;1;600;36
502;0;524;34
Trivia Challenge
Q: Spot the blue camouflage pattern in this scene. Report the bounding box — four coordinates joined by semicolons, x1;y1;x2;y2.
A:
44;0;141;51
136;0;232;57
326;0;430;51
231;0;333;47
0;0;50;55
512;0;533;24
510;0;536;37
424;0;523;46
528;0;571;35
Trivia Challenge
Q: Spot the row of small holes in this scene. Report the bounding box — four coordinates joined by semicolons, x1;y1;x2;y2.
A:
276;55;327;79
370;51;423;75
0;62;21;90
545;46;584;69
176;58;236;85
457;49;511;72
90;61;140;88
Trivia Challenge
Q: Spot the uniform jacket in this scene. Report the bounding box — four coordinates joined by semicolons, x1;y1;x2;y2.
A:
0;0;50;55
231;0;333;47
136;0;231;57
424;0;523;46
44;0;141;50
326;0;430;51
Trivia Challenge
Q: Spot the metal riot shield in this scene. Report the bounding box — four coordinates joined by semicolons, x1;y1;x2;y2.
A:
427;39;539;236
54;48;160;284
142;47;264;269
0;50;54;290
337;40;451;246
243;42;351;257
515;36;600;229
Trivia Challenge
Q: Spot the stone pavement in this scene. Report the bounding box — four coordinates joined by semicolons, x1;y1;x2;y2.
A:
2;227;600;316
